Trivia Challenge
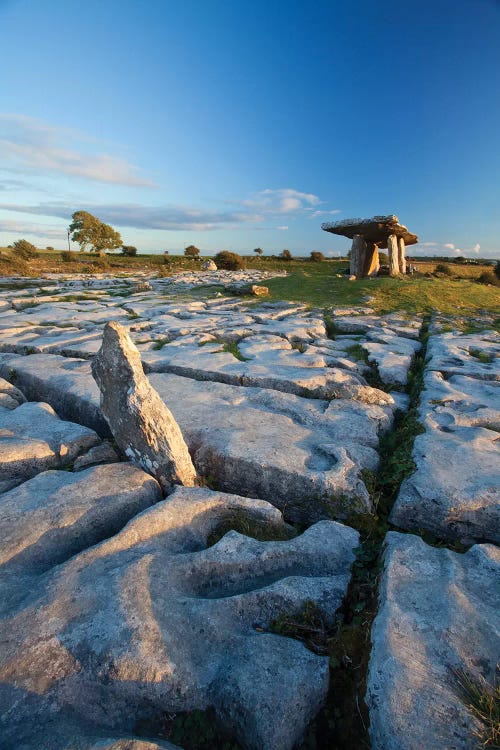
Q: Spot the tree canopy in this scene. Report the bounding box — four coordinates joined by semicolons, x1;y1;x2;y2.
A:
184;245;200;258
68;211;122;254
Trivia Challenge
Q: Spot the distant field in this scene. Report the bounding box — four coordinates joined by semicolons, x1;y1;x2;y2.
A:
0;249;498;318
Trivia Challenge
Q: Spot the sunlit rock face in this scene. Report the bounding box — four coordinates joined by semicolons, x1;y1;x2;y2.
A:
91;322;196;493
0;485;359;750
367;532;500;750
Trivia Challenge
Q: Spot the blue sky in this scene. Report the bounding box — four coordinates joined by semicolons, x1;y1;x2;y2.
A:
0;0;499;257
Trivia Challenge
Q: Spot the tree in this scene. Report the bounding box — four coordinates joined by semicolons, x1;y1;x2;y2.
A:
280;249;292;261
184;245;200;258
214;251;246;270
310;251;324;262
12;239;38;260
121;245;138;257
253;248;263;257
68;211;122;254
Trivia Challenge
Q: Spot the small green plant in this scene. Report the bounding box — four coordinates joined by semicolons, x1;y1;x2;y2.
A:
152;337;170;350
346;343;369;363
207;508;295;547
221;341;250;361
453;667;500;747
469;348;494;364
291;340;307;353
135;707;241;750
271;600;329;654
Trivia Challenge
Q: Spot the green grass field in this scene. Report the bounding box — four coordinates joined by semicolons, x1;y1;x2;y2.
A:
0;248;498;319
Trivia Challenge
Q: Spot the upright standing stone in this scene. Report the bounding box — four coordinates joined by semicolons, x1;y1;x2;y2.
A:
350;234;366;278
363;242;380;277
387;234;400;276
92;322;197;493
397;236;406;275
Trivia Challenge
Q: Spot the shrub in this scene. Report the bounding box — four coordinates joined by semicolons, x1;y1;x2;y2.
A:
435;263;453;276
184;245;200;258
495;260;500;280
12;239;38;260
121;245;137;257
61;250;77;263
280;249;292;261
213;251;246;270
477;271;500;287
46;246;54;251
310;251;324;262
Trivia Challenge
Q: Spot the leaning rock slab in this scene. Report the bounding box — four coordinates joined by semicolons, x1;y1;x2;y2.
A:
0;485;359;750
0;353;378;522
92;322;196;492
367;532;500;750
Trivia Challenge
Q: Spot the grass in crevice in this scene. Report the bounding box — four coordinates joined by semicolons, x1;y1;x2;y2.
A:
345;343;369;363
453;667;500;748
135;707;241;750
221;341;250;361
287;316;433;749
207;509;295;547
469;348;494;364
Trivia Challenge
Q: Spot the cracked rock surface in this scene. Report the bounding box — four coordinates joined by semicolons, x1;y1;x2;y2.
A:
367;532;500;750
0;484;359;750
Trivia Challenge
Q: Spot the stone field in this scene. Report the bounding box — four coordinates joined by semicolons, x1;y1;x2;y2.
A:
0;270;498;750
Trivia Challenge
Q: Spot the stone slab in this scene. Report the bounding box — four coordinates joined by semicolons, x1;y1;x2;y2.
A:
0;485;359;750
367;532;500;750
0;353;390;522
0;401;101;492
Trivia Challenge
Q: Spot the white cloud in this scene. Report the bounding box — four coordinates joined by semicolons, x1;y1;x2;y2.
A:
239;188;321;214
0;114;156;188
0;218;66;240
472;243;480;253
308;209;342;220
444;243;456;250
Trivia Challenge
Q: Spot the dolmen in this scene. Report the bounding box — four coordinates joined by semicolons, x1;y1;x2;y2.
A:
322;214;418;278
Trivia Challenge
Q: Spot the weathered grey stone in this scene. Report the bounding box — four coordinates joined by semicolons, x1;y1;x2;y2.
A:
73;440;120;470
92;322;197;493
0;352;110;435
0;353;383;522
0;376;26;409
226;283;269;296
0;463;161;610
390;425;500;544
0;485;359;750
387;234;400;276
202;259;217;270
367;532;500;750
0;401;101;491
426;331;499;381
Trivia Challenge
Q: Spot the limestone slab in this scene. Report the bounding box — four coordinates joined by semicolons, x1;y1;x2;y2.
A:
0;353;384;522
0;401;101;491
367;532;500;750
390;425;500;545
0;485;358;750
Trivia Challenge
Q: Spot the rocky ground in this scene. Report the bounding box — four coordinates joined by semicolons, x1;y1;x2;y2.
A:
0;270;498;750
